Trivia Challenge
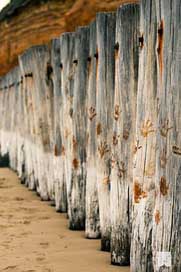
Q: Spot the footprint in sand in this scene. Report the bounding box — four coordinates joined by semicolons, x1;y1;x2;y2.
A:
39;216;50;220
24;270;36;272
20;231;32;236
40;242;49;248
0;183;11;189
2;265;17;270
0;178;6;181
36;256;45;262
20;220;31;225
14;197;24;201
59;235;65;239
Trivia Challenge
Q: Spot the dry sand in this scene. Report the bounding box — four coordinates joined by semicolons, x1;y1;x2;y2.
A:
0;168;130;272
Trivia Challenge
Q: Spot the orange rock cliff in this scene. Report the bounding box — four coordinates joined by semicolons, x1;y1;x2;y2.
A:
0;0;139;77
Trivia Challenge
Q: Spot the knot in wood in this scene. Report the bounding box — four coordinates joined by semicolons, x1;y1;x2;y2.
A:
139;35;144;49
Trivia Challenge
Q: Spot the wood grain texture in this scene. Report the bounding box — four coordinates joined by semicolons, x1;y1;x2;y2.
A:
96;11;116;251
85;21;100;239
131;0;158;271
68;26;90;230
51;38;68;212
19;45;53;200
110;3;139;266
152;0;181;271
59;32;75;218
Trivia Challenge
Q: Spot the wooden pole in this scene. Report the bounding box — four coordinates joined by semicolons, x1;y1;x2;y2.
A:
85;20;100;239
68;26;90;230
131;0;158;270
96;12;116;251
59;33;76;219
110;3;140;266
152;0;181;271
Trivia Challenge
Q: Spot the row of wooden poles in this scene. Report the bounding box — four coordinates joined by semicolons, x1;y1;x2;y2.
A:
0;0;180;271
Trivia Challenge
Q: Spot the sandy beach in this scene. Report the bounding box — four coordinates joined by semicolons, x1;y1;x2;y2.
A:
0;168;130;272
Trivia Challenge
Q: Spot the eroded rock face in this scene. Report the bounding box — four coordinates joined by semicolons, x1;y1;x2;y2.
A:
0;0;139;76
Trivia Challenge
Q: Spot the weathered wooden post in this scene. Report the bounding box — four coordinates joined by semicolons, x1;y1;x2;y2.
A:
21;65;37;191
13;69;23;175
19;49;40;191
19;54;37;188
19;46;52;200
15;71;26;184
110;3;139;266
7;69;18;171
1;73;10;162
50;38;67;212
68;26;89;230
59;32;76;219
85;20;100;239
0;71;17;169
96;12;116;251
152;0;181;271
131;0;158;271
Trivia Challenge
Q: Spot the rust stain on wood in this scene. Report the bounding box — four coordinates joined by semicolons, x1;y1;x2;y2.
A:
54;144;59;157
134;181;142;203
134;180;147;203
72;158;79;169
98;141;109;159
96;122;102;135
42;138;50;146
141;119;154;137
155;210;160;224
72;136;77;153
102;176;110;185
160;148;167;168
160;176;169;196
141;191;147;198
113;133;118;146
157;20;164;80
123;129;129;140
